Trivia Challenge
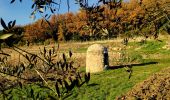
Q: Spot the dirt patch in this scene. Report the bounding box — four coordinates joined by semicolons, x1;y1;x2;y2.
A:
117;67;170;100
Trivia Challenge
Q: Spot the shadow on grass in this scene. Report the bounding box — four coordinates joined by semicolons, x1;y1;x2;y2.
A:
87;83;99;87
108;62;158;70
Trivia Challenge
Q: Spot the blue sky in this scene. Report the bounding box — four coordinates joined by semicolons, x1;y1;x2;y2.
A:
0;0;127;30
0;0;81;30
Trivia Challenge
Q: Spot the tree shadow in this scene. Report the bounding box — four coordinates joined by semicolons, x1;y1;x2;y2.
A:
108;62;158;70
87;83;99;87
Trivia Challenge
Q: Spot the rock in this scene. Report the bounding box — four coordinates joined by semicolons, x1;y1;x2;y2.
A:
86;44;109;73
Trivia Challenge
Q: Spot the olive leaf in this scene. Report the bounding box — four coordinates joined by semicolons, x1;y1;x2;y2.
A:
10;0;15;4
69;50;72;58
0;18;8;30
0;33;13;40
55;82;60;97
85;72;90;84
8;21;13;29
11;20;16;28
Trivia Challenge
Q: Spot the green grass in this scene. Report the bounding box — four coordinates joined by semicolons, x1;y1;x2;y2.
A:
140;41;165;53
65;40;170;99
128;40;166;54
75;47;88;53
65;57;170;100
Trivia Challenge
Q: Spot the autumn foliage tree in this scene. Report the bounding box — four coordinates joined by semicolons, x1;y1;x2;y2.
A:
24;19;52;42
21;0;170;42
140;0;170;38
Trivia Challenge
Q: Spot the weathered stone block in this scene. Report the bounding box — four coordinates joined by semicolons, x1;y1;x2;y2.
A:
86;44;109;73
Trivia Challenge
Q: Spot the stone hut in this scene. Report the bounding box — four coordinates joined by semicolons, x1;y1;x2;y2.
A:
86;44;109;73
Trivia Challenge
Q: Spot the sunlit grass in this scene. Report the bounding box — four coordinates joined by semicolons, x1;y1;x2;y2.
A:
66;57;170;100
65;39;170;99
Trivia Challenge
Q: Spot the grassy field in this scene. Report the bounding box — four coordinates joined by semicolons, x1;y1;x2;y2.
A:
1;35;170;99
65;38;170;100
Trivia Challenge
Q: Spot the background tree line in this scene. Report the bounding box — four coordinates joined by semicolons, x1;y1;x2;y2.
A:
14;0;170;43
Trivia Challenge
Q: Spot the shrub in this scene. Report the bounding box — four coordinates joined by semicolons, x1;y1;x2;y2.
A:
0;46;90;99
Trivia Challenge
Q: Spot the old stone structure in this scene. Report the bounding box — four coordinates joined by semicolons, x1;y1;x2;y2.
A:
86;44;109;73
